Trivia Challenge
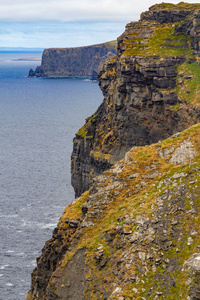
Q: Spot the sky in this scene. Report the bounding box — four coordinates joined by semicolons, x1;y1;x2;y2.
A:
0;0;198;49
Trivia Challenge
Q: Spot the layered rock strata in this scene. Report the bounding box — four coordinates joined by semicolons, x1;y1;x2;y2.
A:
71;2;200;197
28;41;117;79
28;123;200;299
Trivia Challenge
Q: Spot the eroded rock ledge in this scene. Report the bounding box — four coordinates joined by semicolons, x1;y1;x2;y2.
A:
71;2;200;197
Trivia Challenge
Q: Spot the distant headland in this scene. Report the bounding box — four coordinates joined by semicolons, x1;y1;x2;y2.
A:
28;41;117;80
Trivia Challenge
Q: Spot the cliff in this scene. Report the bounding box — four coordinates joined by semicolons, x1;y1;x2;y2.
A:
28;122;200;299
28;41;117;79
71;2;200;197
27;3;200;300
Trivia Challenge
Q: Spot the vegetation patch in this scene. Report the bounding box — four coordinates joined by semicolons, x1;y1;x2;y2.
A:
149;2;200;10
60;190;89;223
124;25;192;57
76;114;97;138
176;61;200;106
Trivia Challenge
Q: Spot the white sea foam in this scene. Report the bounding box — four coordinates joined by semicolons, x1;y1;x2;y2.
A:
16;252;24;256
31;260;37;267
41;223;56;229
0;214;18;218
6;283;13;287
0;265;9;270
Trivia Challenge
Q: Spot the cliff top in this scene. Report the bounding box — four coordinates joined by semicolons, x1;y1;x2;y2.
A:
149;2;200;11
43;40;117;52
113;2;200;109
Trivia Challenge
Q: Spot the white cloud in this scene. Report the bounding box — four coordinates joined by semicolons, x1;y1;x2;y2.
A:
0;0;198;22
0;0;198;48
0;22;126;48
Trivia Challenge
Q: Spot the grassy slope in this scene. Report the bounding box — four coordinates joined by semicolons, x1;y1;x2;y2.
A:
54;123;200;299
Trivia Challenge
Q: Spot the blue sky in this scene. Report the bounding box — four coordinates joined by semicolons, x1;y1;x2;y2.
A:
0;0;198;49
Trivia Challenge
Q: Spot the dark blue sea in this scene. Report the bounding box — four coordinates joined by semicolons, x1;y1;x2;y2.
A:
0;52;103;300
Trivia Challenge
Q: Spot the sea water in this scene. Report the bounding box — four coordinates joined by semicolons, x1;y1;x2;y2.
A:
0;52;103;300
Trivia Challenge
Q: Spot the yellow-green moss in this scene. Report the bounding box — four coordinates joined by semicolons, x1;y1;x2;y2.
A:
77;125;87;138
76;115;97;138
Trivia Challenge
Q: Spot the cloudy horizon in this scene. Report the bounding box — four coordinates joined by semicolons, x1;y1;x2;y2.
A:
0;0;198;49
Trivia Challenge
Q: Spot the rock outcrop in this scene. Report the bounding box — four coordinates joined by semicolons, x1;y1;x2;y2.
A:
184;253;200;299
27;122;200;299
71;2;200;197
28;41;117;79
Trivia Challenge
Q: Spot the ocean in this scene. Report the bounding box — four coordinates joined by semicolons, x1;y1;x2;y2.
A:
0;51;103;300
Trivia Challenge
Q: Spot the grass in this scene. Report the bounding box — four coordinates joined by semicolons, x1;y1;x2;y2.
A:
60;190;89;223
76;115;97;138
176;61;200;106
76;124;87;138
149;2;200;10
124;25;192;57
104;40;117;49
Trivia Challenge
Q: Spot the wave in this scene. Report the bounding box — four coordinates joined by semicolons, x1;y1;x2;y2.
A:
0;265;9;270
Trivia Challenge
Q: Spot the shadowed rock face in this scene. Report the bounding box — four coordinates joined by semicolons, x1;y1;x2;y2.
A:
71;3;200;197
28;43;117;79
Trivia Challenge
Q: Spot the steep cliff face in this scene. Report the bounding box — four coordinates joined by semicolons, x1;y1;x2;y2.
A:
28;41;117;79
27;3;200;300
28;123;200;299
71;2;200;197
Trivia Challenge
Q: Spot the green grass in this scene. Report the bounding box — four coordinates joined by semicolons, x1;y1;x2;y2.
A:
76;115;97;138
76;125;87;137
104;40;117;49
149;2;200;10
176;62;200;106
124;25;192;57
